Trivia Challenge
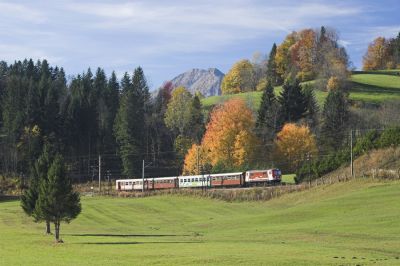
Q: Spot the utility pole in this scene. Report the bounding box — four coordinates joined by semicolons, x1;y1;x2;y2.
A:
307;153;311;186
98;155;101;193
142;159;145;193
350;130;354;178
196;145;200;175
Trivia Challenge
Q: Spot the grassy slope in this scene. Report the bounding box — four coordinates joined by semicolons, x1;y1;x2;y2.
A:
202;72;400;110
1;180;400;265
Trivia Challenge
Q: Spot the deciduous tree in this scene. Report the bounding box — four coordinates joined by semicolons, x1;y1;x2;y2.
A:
221;60;255;94
274;123;318;172
363;37;390;70
164;87;193;136
202;98;259;168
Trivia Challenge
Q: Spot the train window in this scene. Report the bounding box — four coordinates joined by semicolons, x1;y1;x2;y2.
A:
195;178;198;182
184;179;187;182
125;182;128;185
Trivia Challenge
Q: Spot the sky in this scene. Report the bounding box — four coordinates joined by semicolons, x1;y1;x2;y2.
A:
0;0;399;90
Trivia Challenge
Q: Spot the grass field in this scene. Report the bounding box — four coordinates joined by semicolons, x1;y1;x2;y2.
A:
1;179;400;265
202;72;400;110
281;174;296;184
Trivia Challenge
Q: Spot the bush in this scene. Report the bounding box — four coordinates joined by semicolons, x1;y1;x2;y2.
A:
378;127;400;148
353;130;380;156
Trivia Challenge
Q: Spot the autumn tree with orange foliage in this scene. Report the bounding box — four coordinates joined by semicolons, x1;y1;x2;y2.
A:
199;98;259;170
274;123;318;172
182;144;209;175
363;37;390;70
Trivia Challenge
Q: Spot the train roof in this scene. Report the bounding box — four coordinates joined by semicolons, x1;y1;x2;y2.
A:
116;176;177;182
177;175;203;179
246;169;279;173
209;172;243;176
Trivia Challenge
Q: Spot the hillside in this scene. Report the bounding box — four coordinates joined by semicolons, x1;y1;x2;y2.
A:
1;179;400;265
171;68;224;97
321;146;400;181
201;71;400;110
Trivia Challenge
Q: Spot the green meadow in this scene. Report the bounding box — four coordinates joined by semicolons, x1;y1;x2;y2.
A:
1;179;399;265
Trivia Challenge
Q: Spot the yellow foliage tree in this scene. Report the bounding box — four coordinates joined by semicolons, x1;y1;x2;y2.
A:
221;59;255;94
292;29;317;81
326;76;341;91
182;144;209;175
201;98;259;168
275;32;297;81
274;123;318;172
164;86;193;136
363;37;390;70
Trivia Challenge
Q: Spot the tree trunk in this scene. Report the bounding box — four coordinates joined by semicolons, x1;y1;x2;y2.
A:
45;220;51;235
54;221;62;243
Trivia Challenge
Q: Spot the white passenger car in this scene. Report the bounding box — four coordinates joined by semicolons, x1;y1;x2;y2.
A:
178;175;210;188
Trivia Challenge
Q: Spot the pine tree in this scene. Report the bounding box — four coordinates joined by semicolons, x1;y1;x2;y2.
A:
277;79;307;126
21;145;53;234
35;154;81;243
321;88;349;149
190;95;204;142
256;80;279;143
114;67;149;176
303;84;319;130
266;43;280;85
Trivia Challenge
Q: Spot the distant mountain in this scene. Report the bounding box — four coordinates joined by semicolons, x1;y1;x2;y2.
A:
170;68;224;97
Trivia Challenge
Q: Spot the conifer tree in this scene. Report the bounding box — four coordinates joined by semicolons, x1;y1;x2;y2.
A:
256;80;279;143
277;79;307;126
35;154;81;243
266;43;280;85
303;84;319;130
190;95;204;143
21;145;53;234
321;88;349;149
114;67;149;176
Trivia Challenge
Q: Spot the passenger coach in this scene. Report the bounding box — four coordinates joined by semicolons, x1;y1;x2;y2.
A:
116;168;282;191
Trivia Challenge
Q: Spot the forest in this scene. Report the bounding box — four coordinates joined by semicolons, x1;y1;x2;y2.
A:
1;26;400;187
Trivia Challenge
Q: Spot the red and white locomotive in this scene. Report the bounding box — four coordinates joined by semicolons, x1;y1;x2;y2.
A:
116;169;282;191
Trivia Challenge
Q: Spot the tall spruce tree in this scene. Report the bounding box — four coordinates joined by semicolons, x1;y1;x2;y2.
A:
190;95;204;143
21;145;53;234
266;43;280;85
303;84;319;130
256;80;279;143
321;88;349;149
277;79;307;126
114;67;148;176
35;154;81;242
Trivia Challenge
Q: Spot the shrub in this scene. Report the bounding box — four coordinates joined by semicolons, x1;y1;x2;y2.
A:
378;127;400;148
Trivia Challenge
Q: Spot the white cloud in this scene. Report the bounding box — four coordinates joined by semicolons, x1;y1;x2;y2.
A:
67;1;363;33
0;2;46;23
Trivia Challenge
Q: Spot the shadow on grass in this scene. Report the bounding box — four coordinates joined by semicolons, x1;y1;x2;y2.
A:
67;233;192;237
350;81;400;93
79;241;203;245
0;195;20;202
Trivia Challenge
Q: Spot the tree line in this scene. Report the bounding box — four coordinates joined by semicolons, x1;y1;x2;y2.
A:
0;59;203;182
363;32;400;70
221;26;350;95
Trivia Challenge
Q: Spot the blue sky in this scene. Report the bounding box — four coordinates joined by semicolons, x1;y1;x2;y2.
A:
0;0;399;90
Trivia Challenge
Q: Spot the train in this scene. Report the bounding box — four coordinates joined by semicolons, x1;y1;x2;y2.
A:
116;169;282;191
